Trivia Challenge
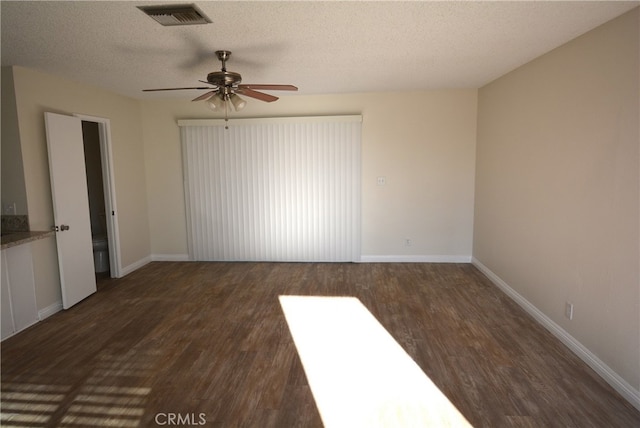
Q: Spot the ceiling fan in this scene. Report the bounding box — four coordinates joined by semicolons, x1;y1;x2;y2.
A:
143;50;298;114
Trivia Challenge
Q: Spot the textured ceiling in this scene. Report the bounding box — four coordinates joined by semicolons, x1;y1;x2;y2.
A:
1;1;638;99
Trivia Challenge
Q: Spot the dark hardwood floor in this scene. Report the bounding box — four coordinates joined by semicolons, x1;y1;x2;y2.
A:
1;262;639;427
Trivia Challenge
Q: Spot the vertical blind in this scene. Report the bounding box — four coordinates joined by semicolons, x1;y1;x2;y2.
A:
179;116;362;262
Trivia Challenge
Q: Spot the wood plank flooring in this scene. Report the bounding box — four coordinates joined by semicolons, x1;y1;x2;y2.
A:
1;262;639;427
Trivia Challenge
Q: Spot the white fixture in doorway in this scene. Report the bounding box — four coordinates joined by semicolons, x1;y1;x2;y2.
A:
92;236;109;273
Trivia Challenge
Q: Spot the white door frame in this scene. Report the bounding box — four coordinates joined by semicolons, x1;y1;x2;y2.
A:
74;114;122;278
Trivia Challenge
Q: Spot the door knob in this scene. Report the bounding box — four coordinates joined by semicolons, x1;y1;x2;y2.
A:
60;224;70;231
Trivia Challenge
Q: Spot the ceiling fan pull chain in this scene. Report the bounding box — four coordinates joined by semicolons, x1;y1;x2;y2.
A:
224;100;229;129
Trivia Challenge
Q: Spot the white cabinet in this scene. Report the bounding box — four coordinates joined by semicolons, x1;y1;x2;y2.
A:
1;259;14;339
1;243;39;340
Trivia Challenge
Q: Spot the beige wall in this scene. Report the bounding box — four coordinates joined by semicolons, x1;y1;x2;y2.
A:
474;8;639;391
141;90;478;260
1;67;28;215
9;66;150;309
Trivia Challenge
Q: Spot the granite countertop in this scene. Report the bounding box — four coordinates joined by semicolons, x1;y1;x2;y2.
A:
1;231;55;250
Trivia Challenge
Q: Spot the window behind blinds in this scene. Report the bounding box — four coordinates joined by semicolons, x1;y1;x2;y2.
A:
179;116;361;262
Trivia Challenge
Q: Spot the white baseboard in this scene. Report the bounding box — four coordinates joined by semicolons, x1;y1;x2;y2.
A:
144;254;469;263
117;254;190;277
119;255;152;277
359;255;472;263
2;318;40;342
38;301;63;320
472;257;640;411
151;254;190;262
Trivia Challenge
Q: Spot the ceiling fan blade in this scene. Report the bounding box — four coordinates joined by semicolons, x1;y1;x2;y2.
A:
143;86;212;92
236;88;279;102
238;84;298;91
192;91;217;102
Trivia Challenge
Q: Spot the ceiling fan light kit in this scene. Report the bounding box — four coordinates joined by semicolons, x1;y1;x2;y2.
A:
229;94;247;111
204;93;246;113
205;94;225;111
144;50;297;126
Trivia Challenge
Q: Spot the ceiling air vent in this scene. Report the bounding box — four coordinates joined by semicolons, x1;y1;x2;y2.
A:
137;4;211;26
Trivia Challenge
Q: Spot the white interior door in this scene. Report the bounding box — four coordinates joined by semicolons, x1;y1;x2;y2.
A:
45;112;97;309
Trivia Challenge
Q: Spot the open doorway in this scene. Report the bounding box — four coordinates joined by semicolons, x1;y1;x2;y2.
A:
81;122;109;278
75;115;121;278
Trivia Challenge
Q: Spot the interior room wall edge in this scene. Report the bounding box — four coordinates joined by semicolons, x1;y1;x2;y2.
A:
472;257;640;411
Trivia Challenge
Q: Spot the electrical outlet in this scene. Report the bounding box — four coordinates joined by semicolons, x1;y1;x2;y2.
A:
377;176;386;186
3;203;16;215
404;238;412;247
565;302;574;320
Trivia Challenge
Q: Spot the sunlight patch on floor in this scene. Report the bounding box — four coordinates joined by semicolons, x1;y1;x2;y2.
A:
1;376;152;427
279;295;473;428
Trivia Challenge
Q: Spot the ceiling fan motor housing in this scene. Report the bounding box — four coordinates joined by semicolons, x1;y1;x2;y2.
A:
207;71;242;87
